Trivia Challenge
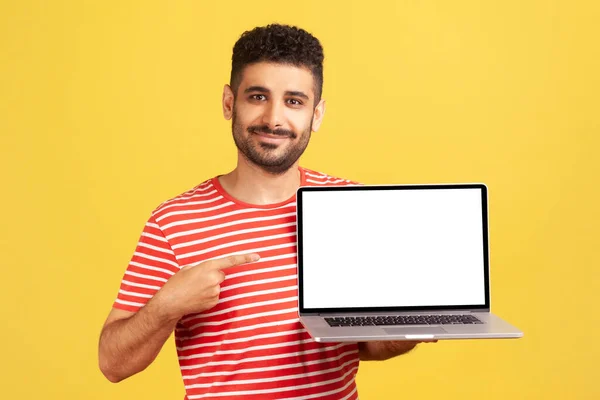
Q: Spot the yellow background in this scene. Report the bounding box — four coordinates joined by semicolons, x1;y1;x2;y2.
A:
1;1;598;398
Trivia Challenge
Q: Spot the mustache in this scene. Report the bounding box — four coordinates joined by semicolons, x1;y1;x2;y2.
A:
247;125;297;139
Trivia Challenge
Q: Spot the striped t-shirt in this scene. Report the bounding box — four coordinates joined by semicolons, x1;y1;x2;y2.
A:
113;167;361;400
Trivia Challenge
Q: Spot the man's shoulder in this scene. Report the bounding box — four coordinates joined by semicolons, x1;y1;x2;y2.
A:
301;167;361;186
149;177;217;219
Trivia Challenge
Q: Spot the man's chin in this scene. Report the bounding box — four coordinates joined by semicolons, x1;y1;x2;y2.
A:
257;142;280;151
253;163;294;175
247;154;296;175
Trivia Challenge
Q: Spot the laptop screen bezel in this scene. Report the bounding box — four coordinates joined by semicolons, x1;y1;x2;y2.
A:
296;183;491;314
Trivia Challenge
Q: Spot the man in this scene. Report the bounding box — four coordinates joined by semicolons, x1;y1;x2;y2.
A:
99;23;429;400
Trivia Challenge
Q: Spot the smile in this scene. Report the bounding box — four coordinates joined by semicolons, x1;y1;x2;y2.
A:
254;132;291;142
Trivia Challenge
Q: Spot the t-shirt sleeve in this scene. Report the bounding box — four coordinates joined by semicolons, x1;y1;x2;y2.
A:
112;214;180;313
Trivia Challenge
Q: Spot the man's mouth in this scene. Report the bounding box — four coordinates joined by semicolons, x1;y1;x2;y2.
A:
248;126;296;139
255;132;289;139
253;131;291;145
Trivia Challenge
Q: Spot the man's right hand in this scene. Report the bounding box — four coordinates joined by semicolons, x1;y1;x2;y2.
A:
156;253;261;320
99;252;260;383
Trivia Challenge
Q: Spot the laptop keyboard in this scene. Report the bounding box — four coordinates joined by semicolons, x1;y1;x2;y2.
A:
324;314;483;327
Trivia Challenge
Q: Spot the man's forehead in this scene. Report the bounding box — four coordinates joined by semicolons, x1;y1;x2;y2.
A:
239;62;314;95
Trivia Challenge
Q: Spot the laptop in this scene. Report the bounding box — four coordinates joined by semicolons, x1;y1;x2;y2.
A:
296;183;523;342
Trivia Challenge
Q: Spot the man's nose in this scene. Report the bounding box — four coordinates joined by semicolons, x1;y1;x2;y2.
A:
261;101;284;129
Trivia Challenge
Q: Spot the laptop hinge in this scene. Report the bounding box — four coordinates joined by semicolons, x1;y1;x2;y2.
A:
307;308;490;316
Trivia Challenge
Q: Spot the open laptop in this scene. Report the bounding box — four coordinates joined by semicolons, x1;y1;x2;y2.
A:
296;183;523;342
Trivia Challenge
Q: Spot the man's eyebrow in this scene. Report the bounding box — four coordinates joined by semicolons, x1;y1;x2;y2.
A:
243;86;310;100
244;86;270;93
285;91;309;100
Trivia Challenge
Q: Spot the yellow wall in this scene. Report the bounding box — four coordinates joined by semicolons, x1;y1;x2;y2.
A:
1;1;598;398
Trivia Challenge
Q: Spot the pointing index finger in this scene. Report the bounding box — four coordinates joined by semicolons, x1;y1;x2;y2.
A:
213;253;260;270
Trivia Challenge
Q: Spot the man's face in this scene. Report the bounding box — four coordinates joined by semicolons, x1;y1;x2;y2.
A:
226;62;322;175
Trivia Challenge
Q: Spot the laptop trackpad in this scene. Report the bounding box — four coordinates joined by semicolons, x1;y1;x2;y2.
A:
383;327;447;335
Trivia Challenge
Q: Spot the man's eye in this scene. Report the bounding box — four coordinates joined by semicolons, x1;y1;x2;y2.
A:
287;99;302;106
251;94;266;101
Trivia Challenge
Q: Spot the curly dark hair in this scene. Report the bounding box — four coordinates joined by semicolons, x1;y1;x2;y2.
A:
230;24;324;106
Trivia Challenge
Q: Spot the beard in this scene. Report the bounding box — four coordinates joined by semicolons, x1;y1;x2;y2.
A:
232;109;312;175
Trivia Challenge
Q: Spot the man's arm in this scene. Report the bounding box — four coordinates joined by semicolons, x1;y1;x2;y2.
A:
98;253;260;383
98;294;179;383
358;340;433;361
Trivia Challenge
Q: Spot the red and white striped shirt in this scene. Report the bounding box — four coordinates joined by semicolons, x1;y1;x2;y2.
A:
113;167;361;400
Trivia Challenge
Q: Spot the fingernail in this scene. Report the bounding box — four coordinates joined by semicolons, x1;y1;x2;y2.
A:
251;254;260;261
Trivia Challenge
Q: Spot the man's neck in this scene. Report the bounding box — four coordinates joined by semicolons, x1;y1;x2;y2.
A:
218;156;301;206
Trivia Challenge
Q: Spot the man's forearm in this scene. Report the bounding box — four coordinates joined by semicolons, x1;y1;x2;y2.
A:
358;341;419;361
98;295;180;383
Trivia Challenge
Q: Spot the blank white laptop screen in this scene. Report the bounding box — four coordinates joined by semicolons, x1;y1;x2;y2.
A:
300;187;487;309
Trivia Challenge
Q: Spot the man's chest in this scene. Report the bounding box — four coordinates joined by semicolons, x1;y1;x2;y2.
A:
170;211;300;330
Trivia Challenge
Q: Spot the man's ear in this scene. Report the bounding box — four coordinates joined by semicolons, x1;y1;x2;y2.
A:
311;99;326;132
223;84;235;120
